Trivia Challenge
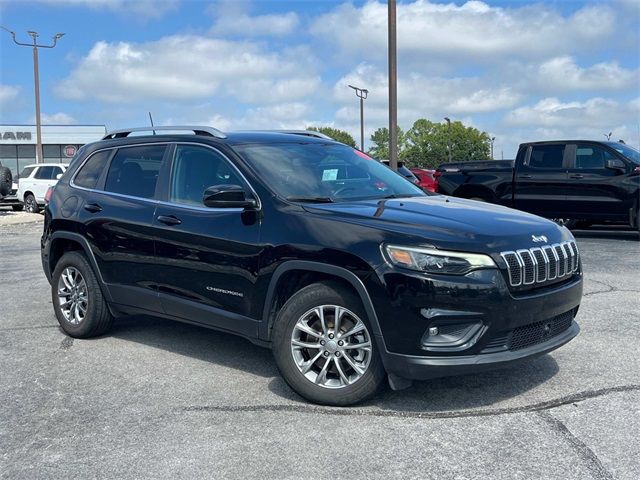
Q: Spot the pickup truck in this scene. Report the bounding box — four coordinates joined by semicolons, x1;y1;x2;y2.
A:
437;140;640;230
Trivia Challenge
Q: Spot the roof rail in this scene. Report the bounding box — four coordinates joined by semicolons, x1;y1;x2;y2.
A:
102;125;227;140
273;130;333;140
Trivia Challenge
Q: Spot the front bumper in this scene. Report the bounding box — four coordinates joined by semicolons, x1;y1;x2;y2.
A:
381;321;578;380
368;265;583;380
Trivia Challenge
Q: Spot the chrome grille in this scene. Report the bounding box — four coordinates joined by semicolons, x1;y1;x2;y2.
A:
501;241;579;288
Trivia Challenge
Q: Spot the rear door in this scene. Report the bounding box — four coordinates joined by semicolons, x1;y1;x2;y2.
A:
151;143;262;336
564;142;631;219
513;143;570;217
74;143;169;312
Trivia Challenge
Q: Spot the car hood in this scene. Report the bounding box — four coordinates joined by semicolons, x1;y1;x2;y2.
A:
302;195;570;253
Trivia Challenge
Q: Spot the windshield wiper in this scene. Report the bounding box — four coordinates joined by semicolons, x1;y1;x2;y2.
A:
285;196;335;203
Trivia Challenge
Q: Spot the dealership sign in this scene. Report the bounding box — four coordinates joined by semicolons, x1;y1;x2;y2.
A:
1;131;32;141
64;145;78;157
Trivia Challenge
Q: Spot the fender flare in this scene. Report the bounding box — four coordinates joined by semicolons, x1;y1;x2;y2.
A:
260;260;384;341
46;231;113;302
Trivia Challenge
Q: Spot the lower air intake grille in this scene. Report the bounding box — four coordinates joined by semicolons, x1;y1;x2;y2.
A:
508;311;573;351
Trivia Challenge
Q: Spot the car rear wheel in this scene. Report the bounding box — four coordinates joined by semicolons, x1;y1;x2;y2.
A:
24;193;39;213
272;281;385;406
51;251;113;338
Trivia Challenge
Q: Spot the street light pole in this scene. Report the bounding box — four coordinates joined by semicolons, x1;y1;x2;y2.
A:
348;84;368;151
388;0;398;171
444;117;452;162
490;137;495;160
1;27;64;163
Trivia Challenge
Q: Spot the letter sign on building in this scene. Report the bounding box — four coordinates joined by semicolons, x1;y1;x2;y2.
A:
1;131;32;141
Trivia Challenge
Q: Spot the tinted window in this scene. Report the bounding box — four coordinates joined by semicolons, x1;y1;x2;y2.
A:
104;145;166;199
34;166;55;179
74;150;111;189
170;145;243;206
529;145;565;169
19;166;35;179
575;144;615;169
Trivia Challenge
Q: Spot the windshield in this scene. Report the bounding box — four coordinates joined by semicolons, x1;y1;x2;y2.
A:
235;142;425;202
605;142;640;164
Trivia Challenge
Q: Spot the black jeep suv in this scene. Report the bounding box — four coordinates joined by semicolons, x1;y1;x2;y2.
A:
42;126;583;405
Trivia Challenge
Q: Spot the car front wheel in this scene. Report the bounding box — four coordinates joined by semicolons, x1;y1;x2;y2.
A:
272;281;385;406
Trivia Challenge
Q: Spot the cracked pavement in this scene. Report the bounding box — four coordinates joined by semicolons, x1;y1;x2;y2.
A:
0;221;638;479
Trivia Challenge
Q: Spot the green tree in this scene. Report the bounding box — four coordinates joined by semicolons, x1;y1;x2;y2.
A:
367;126;406;160
401;119;491;168
307;126;357;148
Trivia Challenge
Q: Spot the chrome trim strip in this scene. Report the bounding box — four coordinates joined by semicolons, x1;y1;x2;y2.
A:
501;240;579;288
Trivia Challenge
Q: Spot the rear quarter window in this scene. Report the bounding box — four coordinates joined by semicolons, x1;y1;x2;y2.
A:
74;150;112;189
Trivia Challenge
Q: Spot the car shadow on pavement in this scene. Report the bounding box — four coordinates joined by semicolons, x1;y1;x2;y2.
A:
108;314;561;413
108;315;279;379
572;227;639;242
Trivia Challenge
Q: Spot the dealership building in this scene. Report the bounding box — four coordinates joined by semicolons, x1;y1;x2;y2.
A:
0;124;107;177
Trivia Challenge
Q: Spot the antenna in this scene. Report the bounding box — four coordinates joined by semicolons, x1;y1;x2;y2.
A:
148;112;156;135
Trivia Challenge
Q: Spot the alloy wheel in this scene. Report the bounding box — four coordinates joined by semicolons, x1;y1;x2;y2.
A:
57;267;89;325
290;305;373;389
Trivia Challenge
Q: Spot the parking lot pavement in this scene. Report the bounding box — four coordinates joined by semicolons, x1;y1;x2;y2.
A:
1;220;638;479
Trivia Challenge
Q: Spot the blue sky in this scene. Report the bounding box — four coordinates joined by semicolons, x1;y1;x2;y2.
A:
1;0;638;157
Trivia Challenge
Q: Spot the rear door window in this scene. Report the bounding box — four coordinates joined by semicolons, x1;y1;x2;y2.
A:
528;145;565;169
19;166;35;179
104;145;166;199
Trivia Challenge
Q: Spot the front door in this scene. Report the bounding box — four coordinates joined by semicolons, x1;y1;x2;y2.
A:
151;143;262;337
564;143;631;220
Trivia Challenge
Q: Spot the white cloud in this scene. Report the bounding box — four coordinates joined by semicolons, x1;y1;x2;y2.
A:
211;12;299;37
0;84;20;107
505;97;639;129
55;35;319;104
33;0;179;19
311;1;617;62
38;112;77;124
532;57;638;92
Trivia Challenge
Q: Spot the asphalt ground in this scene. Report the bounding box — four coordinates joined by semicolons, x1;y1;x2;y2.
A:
1;216;638;479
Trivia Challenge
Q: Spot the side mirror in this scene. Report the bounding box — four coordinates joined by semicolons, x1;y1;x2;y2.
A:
203;185;257;209
56;173;63;180
605;158;626;171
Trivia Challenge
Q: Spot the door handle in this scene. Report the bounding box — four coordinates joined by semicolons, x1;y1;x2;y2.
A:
569;174;584;179
83;203;102;213
157;215;182;226
518;174;532;179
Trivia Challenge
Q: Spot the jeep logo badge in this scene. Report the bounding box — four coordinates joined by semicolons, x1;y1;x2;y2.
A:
532;235;548;243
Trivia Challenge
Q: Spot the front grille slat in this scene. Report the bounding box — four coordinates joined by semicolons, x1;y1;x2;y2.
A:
501;241;579;289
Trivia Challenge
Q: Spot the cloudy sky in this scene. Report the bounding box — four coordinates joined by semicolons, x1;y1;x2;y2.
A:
0;0;638;157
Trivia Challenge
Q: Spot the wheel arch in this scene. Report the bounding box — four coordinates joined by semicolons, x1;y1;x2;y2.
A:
47;231;113;302
260;261;383;342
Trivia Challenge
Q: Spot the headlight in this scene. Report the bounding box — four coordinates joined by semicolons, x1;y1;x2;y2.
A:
384;245;497;275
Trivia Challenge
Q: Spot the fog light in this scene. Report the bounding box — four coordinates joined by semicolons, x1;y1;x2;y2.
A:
428;327;439;336
421;321;485;352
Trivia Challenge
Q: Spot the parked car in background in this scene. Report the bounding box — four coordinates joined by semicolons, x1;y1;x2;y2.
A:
380;160;420;186
17;163;69;213
410;168;438;192
437;140;640;231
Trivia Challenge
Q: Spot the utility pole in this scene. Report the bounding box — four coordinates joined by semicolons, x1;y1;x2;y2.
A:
388;0;398;171
2;27;65;163
444;117;452;162
348;85;368;151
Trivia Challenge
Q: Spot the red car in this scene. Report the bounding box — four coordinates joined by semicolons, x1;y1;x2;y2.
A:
410;168;438;192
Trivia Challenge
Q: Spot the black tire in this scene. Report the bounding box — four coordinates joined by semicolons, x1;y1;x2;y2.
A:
24;193;39;213
272;281;386;406
51;251;113;338
11;204;23;211
0;166;11;197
